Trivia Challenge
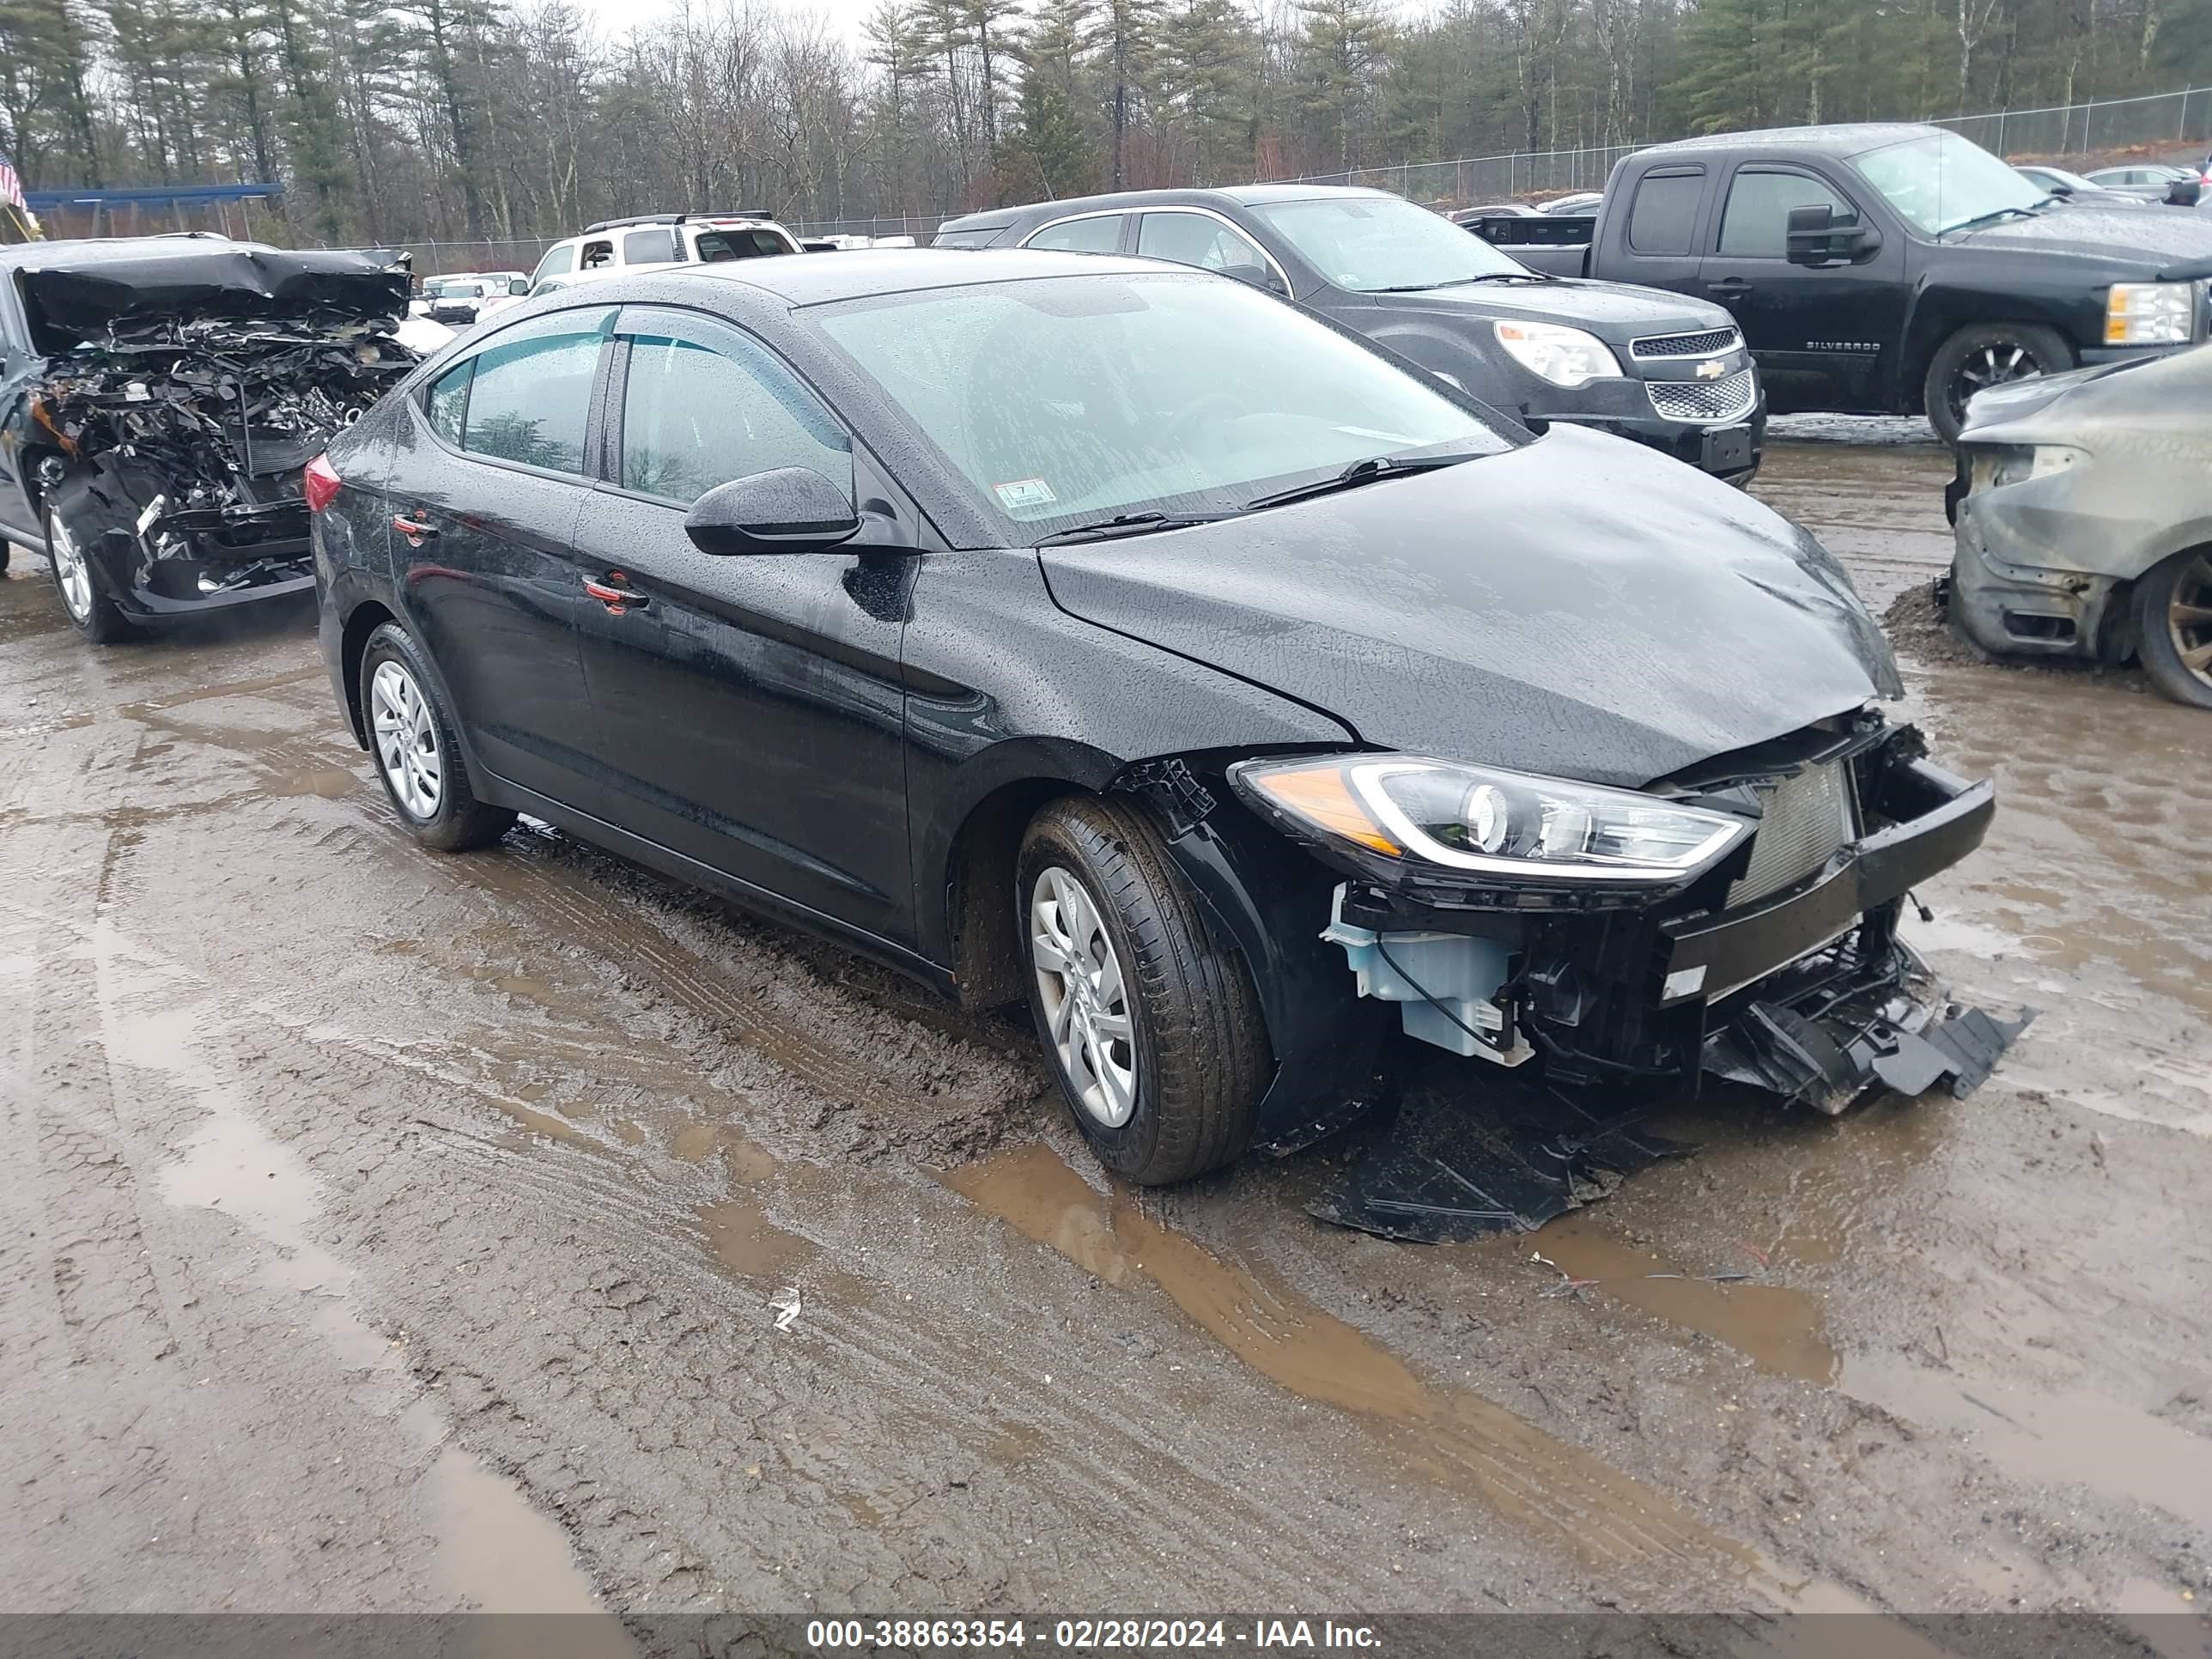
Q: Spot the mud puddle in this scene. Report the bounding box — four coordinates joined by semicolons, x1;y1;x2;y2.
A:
945;1143;1771;1598
98;923;626;1630
1518;1215;1837;1384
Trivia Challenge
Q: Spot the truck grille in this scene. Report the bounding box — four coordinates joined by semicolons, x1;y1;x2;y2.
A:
1647;368;1757;423
1726;760;1856;908
1631;325;1742;360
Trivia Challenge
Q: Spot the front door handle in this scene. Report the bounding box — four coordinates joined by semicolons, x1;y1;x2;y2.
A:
1705;276;1753;295
583;574;650;616
392;514;438;545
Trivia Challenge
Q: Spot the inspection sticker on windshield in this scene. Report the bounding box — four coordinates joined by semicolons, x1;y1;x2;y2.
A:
994;477;1058;510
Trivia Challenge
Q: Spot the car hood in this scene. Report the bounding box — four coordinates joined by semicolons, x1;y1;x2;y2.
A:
1037;425;1899;789
13;241;411;353
1960;337;2212;442
1383;276;1735;345
1945;202;2212;276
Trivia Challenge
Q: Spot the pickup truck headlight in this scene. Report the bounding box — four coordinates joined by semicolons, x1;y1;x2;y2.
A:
2106;281;2196;345
1229;755;1749;886
1492;321;1623;388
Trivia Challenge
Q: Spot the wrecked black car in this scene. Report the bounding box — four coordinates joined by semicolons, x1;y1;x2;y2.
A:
313;251;2019;1224
1947;343;2212;710
0;236;426;642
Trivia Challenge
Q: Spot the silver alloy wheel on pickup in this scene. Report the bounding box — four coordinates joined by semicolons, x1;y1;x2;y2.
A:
48;513;92;622
370;659;444;820
1030;865;1139;1127
1948;343;2043;423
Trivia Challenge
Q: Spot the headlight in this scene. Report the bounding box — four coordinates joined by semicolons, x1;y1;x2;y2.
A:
1492;321;1622;388
1228;754;1749;886
2106;281;2196;345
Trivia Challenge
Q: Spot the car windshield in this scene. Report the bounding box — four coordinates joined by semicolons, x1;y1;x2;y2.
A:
1853;130;2045;234
812;270;1515;543
1243;195;1533;291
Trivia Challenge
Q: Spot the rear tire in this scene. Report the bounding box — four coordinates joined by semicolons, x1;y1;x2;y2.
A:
1923;323;2072;445
1017;795;1268;1185
360;622;518;851
2133;547;2212;710
42;488;143;645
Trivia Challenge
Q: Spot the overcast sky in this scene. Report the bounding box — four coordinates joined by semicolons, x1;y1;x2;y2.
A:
565;0;883;49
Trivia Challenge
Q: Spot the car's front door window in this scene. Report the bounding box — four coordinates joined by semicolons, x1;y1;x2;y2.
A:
1717;168;1854;258
617;313;852;504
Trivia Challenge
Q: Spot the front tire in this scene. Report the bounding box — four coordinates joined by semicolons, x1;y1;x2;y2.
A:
360;622;517;851
2134;547;2212;710
42;488;143;645
1017;795;1268;1185
1923;323;2072;445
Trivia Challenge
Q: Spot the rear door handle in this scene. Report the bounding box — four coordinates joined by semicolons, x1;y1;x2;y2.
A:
392;514;438;544
583;574;650;615
1705;276;1753;295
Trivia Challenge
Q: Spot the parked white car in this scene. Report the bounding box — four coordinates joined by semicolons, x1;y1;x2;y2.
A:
526;212;802;293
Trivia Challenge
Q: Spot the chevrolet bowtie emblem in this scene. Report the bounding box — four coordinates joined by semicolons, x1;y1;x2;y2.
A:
1695;358;1727;380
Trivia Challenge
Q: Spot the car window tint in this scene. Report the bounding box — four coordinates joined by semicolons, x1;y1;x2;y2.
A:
1717;169;1851;257
620;329;852;505
1026;216;1124;254
1136;213;1271;279
623;227;680;264
1626;169;1703;254
426;360;471;443
459;316;608;474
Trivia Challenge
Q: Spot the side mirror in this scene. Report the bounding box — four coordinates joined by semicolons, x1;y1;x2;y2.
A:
1786;204;1876;266
1226;262;1290;298
509;277;530;295
685;467;860;556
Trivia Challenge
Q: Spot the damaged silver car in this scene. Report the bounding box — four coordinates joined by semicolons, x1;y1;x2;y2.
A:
1947;343;2212;708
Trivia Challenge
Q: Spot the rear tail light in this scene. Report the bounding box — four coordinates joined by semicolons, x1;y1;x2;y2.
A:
303;453;343;514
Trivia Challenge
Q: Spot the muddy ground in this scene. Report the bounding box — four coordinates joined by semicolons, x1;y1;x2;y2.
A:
2;425;2207;1629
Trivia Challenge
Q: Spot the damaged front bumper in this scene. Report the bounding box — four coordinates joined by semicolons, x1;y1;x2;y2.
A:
1296;721;2021;1115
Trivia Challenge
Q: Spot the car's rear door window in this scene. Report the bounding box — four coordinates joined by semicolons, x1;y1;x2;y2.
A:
623;226;681;265
615;308;852;505
1717;167;1853;257
439;307;614;475
1025;215;1127;254
1626;167;1705;254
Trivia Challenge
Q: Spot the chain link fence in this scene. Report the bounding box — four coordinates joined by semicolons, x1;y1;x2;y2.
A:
355;82;2212;266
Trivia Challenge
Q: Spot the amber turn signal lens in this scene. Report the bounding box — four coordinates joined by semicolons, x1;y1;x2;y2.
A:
1248;765;1401;855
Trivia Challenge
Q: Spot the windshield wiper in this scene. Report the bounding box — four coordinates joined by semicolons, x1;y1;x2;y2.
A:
1032;511;1228;546
1941;204;2042;234
1372;273;1544;292
1244;452;1474;513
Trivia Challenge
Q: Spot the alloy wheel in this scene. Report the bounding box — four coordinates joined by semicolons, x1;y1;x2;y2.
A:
48;514;93;622
370;659;444;820
2167;552;2212;691
1030;866;1139;1128
1949;342;2044;426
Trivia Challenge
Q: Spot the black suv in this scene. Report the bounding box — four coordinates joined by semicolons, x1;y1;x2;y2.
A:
936;185;1766;483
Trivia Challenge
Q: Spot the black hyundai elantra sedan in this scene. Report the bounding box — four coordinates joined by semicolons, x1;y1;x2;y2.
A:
313;249;2010;1187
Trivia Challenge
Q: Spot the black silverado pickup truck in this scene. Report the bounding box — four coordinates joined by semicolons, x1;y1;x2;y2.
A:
1472;123;2212;441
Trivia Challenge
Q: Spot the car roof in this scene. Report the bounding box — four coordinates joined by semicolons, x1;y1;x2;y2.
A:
0;232;243;272
521;247;1170;309
1635;122;1950;160
937;183;1397;234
